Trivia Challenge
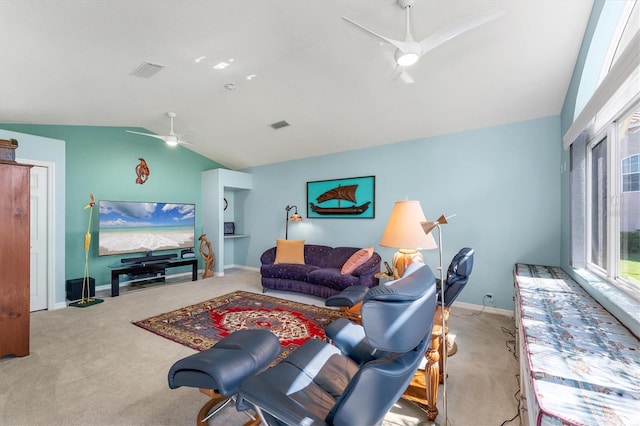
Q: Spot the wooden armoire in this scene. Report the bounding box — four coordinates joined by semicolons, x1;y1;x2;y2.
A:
0;161;31;358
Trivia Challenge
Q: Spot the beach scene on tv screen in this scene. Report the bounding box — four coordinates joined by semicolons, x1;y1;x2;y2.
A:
99;201;195;256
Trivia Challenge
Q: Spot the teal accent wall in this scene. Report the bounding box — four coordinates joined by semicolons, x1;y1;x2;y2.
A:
1;124;222;304
243;116;561;310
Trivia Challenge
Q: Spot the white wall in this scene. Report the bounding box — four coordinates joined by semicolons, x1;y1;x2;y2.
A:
0;129;66;308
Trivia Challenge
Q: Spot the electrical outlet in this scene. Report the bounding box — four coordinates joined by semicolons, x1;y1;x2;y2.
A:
485;293;493;299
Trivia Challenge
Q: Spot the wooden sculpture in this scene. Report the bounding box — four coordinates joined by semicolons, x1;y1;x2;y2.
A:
135;158;150;184
199;234;215;278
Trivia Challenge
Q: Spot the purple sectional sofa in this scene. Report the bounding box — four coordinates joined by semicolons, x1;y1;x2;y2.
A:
260;244;381;298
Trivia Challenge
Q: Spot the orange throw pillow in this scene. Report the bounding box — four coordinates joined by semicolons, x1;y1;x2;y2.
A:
341;246;373;274
274;239;305;264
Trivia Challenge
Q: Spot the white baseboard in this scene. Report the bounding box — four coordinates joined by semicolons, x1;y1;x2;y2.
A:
453;301;513;318
53;301;68;310
222;264;259;272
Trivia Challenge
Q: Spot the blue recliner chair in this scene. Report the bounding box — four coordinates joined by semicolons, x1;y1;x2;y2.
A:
438;247;474;308
326;248;474;360
236;262;437;426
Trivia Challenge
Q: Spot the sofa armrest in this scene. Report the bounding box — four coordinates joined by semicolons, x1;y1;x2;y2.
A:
351;253;382;278
260;247;277;265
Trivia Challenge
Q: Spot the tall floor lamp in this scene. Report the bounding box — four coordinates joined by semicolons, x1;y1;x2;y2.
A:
421;214;453;425
284;205;302;239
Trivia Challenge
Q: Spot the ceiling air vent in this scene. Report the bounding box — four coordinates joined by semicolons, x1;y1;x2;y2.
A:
270;120;290;130
130;62;165;78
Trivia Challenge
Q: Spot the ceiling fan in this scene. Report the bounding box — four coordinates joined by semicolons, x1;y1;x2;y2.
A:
343;0;504;83
126;112;192;146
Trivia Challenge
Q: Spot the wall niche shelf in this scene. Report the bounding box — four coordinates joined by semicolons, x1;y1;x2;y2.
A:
202;169;252;276
223;234;249;239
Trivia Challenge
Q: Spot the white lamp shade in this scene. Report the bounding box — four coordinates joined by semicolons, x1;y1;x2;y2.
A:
379;200;437;250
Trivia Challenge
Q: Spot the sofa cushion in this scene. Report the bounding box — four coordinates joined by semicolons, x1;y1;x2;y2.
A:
303;245;333;268
325;247;359;269
341;246;373;275
308;268;361;291
261;264;320;281
274;239;305;265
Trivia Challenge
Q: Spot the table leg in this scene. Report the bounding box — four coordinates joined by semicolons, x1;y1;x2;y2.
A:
424;328;442;421
111;271;119;297
191;259;197;281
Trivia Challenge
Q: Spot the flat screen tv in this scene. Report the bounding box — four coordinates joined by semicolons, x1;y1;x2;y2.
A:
98;200;195;257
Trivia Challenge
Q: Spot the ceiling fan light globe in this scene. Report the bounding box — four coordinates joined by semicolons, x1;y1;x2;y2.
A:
165;136;179;146
396;52;419;67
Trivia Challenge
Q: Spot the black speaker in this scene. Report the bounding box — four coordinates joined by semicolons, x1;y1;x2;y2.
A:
65;277;95;301
224;222;235;235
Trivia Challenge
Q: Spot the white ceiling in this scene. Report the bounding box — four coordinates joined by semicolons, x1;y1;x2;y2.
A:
0;0;593;169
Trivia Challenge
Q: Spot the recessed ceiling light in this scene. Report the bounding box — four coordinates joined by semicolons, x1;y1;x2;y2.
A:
224;83;236;91
195;56;206;63
246;74;257;80
214;62;230;70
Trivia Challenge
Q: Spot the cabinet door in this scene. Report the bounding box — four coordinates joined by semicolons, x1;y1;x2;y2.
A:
0;163;31;358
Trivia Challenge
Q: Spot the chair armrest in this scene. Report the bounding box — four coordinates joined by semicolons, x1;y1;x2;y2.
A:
324;318;379;365
325;286;370;308
238;376;327;426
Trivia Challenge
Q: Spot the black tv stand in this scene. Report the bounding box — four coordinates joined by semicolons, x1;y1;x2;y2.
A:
120;253;177;264
109;257;197;296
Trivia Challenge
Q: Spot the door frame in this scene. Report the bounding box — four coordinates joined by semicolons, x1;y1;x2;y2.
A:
18;158;56;311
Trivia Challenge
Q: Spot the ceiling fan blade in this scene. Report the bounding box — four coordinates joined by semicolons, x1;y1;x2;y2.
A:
126;130;167;141
399;70;415;84
342;16;414;52
419;10;505;56
390;64;415;84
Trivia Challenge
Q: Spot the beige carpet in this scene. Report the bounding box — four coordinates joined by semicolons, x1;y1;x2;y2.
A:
0;269;520;425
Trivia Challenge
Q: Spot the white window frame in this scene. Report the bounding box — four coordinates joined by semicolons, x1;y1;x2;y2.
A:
585;97;640;296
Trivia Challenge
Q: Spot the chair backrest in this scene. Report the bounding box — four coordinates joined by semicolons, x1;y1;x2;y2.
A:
441;247;475;307
326;262;437;425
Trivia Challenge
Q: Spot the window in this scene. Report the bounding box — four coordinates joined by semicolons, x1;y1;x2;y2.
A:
571;1;640;295
589;137;607;271
622;154;639;192
618;108;640;285
583;104;640;290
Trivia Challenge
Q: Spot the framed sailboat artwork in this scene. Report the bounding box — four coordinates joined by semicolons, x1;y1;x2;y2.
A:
307;176;375;219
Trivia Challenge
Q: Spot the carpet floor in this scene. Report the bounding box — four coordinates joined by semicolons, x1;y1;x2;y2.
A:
133;290;346;360
0;269;520;425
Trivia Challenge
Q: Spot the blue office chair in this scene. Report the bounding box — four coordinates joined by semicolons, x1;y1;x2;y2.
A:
236;262;438;425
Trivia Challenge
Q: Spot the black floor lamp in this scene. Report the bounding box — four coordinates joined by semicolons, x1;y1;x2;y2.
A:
285;205;302;239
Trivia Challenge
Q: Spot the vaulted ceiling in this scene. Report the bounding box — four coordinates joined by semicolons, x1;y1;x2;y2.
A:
0;1;593;169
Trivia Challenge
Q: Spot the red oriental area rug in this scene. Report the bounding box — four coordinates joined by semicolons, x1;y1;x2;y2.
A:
133;290;346;361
